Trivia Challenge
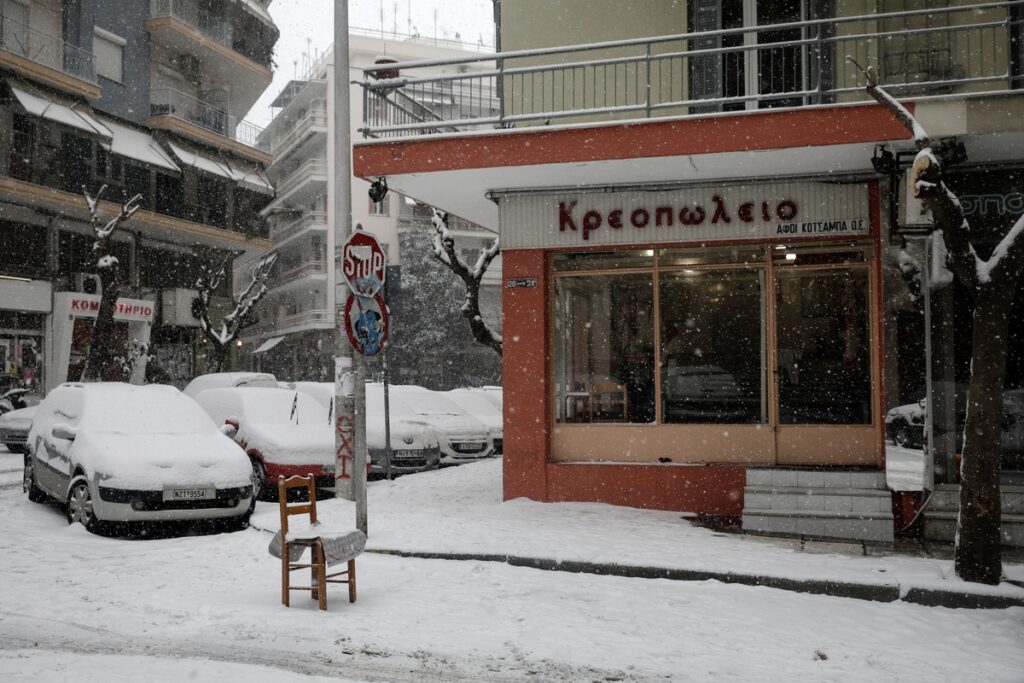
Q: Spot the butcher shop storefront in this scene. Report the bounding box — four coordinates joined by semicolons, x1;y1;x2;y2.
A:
499;179;884;517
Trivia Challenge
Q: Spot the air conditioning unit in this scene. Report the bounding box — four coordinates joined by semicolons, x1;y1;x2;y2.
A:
161;288;201;328
73;273;102;296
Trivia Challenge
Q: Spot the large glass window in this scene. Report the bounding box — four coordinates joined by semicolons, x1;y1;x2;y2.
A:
554;272;655;424
660;268;765;423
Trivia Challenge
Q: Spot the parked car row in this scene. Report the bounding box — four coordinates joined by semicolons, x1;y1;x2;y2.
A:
18;373;503;535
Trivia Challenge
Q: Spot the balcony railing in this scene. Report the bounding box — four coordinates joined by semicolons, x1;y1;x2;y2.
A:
268;101;328;157
359;1;1024;138
0;14;96;83
149;0;273;69
272;158;328;198
150;88;268;151
274;260;327;287
245;308;331;336
270;210;327;242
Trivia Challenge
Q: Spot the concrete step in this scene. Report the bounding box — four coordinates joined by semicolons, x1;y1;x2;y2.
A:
743;509;894;543
925;484;1024;514
744;486;892;514
923;511;1024;547
745;468;887;490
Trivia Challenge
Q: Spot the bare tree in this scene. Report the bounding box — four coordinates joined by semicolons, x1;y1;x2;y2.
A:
194;252;279;373
79;186;142;382
430;209;502;356
858;63;1024;584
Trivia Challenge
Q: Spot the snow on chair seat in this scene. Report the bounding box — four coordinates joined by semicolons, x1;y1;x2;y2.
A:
268;474;365;610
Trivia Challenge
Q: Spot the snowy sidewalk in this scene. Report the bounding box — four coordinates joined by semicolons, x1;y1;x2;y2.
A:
252;458;1024;609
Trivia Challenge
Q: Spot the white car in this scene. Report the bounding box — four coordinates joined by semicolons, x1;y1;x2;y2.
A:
0;405;37;453
285;382;442;475
182;372;278;400
390;385;494;465
191;387;335;499
446;388;503;455
24;383;253;533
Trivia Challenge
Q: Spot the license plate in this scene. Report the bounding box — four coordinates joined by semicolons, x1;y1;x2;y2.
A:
164;488;214;501
322;465;336;474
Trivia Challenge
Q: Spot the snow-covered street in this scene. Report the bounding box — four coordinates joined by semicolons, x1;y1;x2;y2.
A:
1;448;1023;681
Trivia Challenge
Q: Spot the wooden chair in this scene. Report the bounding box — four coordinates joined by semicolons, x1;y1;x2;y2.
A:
590;378;628;421
278;474;357;611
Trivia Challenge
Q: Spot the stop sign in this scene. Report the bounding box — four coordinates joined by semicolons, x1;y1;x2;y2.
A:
341;231;386;298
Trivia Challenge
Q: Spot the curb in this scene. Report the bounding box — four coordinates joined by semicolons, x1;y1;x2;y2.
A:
367;548;1024;609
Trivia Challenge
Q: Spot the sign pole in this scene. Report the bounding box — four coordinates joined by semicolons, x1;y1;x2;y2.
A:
332;1;366;536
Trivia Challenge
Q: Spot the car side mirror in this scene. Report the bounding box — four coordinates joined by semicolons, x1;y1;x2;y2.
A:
52;423;77;441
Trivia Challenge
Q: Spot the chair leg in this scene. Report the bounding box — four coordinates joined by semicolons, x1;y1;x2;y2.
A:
281;548;289;607
317;544;328;611
310;545;319;602
348;559;357;603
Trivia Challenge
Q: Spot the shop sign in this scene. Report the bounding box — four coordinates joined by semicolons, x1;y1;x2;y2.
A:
65;295;155;322
497;181;872;249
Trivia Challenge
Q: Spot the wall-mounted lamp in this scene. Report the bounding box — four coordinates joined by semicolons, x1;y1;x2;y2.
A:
368;177;388;203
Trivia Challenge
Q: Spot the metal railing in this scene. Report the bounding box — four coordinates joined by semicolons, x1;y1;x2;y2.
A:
0;14;95;83
272;158;328;199
150;0;273;68
245;308;331;336
149;88;267;150
268;102;328;157
270;210;328;242
273;260;328;287
359;1;1024;138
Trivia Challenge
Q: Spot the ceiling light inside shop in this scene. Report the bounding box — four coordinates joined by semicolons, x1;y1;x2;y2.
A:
785;252;798;261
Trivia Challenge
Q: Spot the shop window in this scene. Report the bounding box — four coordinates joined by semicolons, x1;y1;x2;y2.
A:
0;221;47;278
660;268;766;424
93;27;125;83
554;272;655;424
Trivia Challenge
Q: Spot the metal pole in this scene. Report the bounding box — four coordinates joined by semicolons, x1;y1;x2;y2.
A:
383;344;393;480
333;0;367;536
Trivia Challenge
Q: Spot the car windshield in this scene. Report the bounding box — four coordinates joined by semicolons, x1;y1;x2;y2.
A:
240;390;328;425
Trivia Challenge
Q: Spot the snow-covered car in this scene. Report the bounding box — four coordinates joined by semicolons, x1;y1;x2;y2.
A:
285;382;441;475
191;387;335;499
390;385;494;465
662;364;754;422
884;398;928;448
445;388;503;455
23;383;253;533
0;405;37;453
182;372;278;400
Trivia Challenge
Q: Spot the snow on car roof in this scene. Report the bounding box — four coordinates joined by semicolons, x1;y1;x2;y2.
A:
182;372;278;399
56;383;217;435
197;387;329;426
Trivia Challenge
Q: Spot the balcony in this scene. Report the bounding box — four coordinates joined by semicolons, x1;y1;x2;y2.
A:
358;1;1023;138
263;158;328;212
270;210;327;244
147;88;271;163
267;100;328;160
0;14;99;100
146;0;275;115
244;308;332;337
272;259;328;290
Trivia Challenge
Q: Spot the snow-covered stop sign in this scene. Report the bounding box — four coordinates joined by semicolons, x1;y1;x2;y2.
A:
341;231;386;298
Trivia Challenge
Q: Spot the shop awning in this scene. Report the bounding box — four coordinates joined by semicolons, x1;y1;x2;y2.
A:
254;336;285;353
226;159;274;196
167;142;235;181
8;81;111;138
97;116;180;173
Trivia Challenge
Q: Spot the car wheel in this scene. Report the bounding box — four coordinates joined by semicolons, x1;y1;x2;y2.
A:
23;458;46;503
250;457;269;503
66;476;101;533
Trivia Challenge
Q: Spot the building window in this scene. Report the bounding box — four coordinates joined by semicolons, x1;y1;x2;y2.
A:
369;194;389;216
93;27;125;83
9;113;34;181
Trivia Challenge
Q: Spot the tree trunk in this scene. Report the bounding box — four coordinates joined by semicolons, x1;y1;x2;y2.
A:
954;283;1013;584
80;262;120;382
207;342;227;374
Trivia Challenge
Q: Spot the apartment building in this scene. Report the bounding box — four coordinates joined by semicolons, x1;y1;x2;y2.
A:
240;30;501;385
353;1;1024;543
0;0;278;392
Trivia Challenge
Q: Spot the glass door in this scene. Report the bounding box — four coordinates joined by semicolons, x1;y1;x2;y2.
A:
772;251;880;465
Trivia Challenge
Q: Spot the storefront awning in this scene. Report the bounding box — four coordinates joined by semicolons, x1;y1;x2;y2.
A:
254;336;285;353
97;116;180;173
167;142;235;181
227;159;274;196
8;81;111;138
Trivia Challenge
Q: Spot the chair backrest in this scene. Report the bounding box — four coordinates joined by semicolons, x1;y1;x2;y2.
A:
590;378;628;420
278;474;318;536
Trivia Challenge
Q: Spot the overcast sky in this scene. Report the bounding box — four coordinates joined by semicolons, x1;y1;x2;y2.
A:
247;0;495;126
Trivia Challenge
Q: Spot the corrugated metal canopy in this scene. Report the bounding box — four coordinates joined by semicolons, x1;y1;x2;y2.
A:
8;81;110;138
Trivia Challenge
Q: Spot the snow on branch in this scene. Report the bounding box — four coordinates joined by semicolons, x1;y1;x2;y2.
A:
84;184;142;244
